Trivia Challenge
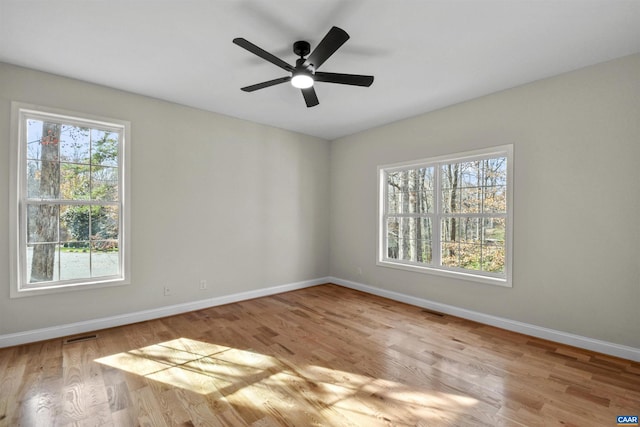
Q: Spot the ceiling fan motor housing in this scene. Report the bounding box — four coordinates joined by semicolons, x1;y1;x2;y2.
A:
293;40;311;58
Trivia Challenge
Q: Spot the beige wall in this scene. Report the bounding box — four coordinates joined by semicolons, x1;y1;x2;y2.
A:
330;54;640;348
2;54;639;350
0;63;331;335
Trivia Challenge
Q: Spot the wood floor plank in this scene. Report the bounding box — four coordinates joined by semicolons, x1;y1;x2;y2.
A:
1;284;638;426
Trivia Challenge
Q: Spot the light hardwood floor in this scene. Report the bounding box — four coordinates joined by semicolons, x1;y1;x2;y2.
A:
0;284;638;426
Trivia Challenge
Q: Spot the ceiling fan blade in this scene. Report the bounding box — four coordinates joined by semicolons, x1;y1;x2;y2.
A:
233;38;294;72
305;26;349;70
241;76;291;92
301;87;319;107
314;72;374;87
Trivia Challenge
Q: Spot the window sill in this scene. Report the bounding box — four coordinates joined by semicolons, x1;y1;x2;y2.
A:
11;277;130;298
377;259;512;288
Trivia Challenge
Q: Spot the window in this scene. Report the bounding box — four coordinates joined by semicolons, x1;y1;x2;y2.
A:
378;145;513;286
10;103;130;297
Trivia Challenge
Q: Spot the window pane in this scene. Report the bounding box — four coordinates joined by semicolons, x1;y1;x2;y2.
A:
440;217;457;244
417;217;432;263
483;185;506;213
387;171;414;214
441;188;456;214
91;241;119;277
482;157;507;213
397;238;414;261
442;161;486;214
387;176;401;214
482;218;506;273
27;243;59;283
60;163;91;199
389;216;422;261
442;167;465;213
441;241;458;268
60;244;91;281
441;163;462;189
90;206;119;240
26;160;42;199
416;217;432;241
91;166;118;201
441;218;482;270
459;243;482;271
26;119;44;160
485;157;507;186
458;162;481;188
459;187;481;213
33;122;62;199
483;217;505;246
27;204;59;243
399;217;414;261
441;217;506;274
482;245;505;273
443;170;506;213
91;130;119;167
390;217;433;262
59;125;90;163
387;217;399;259
420;192;434;213
26;160;60;199
417;238;432;263
399;218;425;261
60;205;90;242
458;217;481;243
441;217;461;268
441;241;483;271
416;167;434;214
387;168;434;214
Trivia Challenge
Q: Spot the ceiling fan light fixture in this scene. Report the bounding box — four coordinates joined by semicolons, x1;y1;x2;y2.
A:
234;26;374;107
291;72;314;89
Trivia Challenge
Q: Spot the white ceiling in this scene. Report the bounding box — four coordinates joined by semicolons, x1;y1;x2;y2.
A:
1;0;640;140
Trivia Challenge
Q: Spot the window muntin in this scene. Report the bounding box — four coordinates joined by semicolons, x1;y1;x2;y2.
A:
11;104;130;296
378;145;512;286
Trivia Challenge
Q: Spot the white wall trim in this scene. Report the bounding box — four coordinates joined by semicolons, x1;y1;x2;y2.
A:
3;276;638;362
330;277;640;362
0;277;329;349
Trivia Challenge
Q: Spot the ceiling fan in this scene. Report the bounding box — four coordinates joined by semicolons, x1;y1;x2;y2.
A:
233;26;374;107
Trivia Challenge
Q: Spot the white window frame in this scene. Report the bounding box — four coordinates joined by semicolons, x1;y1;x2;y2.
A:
377;144;513;287
9;102;131;298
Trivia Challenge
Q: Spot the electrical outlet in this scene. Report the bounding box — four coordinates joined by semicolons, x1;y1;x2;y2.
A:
199;280;207;290
163;286;171;296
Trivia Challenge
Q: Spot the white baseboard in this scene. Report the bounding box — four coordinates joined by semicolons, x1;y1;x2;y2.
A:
0;277;329;349
330;276;640;362
3;276;639;362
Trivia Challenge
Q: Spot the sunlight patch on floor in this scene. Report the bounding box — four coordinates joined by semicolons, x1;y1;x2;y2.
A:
95;337;278;395
94;337;478;423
